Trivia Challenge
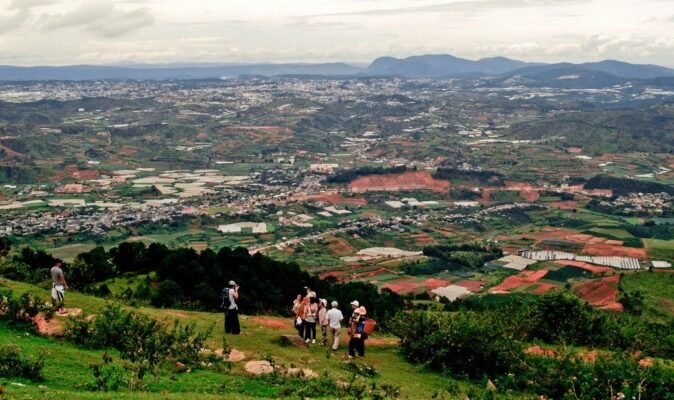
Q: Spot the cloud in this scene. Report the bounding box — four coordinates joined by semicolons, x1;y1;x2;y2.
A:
40;3;154;37
8;0;58;9
295;0;588;19
0;9;28;33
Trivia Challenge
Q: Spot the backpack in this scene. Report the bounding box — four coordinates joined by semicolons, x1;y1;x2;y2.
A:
363;318;377;335
220;287;231;310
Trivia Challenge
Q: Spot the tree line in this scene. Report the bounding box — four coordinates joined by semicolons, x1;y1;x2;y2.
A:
1;242;404;325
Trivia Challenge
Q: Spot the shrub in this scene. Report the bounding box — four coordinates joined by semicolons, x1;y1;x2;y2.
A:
65;303;215;391
0;344;45;380
0;288;48;326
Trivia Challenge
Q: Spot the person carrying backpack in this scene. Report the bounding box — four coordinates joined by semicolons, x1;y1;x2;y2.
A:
222;280;240;335
348;306;368;358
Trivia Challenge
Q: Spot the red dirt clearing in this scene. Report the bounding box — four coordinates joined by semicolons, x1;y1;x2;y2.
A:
489;270;548;294
421;278;451;290
583;243;647;258
549;200;579;210
553;260;613;274
311;192;368;206
531;283;559;294
250;316;289;330
412;233;438;246
349;171;450;193
381;278;422;294
326;236;354;256
454;280;487;293
575;275;623;311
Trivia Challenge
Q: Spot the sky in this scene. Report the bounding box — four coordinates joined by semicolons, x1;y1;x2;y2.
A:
0;0;673;66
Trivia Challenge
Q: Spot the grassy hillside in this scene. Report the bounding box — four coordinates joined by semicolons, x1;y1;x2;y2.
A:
0;278;510;400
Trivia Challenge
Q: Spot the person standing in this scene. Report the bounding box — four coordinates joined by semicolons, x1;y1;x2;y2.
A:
292;294;304;336
318;299;329;346
50;261;68;314
303;297;318;344
349;305;367;358
224;280;240;335
326;300;344;351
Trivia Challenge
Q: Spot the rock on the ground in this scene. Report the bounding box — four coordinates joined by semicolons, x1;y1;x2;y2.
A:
245;360;274;376
218;348;246;362
287;367;318;378
280;334;309;349
55;308;82;317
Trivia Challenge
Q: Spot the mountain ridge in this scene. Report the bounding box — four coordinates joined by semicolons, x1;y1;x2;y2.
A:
1;55;674;81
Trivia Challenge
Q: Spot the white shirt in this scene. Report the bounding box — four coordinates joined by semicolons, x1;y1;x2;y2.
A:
326;308;344;329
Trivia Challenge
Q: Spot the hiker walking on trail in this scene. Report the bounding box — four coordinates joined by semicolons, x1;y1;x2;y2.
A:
326;301;344;351
304;297;318;344
348;304;367;358
50;261;68;314
223;280;240;335
318;299;329;346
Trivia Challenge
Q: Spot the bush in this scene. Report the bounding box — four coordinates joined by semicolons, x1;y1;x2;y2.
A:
393;293;674;398
65;304;215;391
0;344;45;380
0;288;48;326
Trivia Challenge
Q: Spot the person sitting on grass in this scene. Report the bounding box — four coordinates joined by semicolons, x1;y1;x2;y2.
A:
50;261;69;314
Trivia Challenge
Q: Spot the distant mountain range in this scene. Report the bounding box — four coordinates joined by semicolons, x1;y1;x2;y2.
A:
1;55;674;85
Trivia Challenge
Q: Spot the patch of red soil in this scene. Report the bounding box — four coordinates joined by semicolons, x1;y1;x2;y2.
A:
519;189;540;202
549;200;578;210
63;165;100;180
319;270;344;281
567;147;584;154
250;316;289;330
531;283;559;294
349;171;450;193
575;275;623;310
553;260;613;274
412;233;437;246
454;280;487;293
421;278;451;290
489;270;548;294
583;243;647;258
352;268;398;280
326;237;354;256
381;278;421;294
32;315;64;336
311;192;368;206
367;337;400;347
524;345;557;358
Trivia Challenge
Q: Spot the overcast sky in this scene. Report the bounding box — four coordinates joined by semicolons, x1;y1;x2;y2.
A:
0;0;673;66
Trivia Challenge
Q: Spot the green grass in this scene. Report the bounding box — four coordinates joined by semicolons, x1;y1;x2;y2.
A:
0;278;507;399
47;243;98;261
644;239;674;261
620;272;674;324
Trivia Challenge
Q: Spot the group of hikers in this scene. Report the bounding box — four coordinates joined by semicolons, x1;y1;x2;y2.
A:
291;286;374;358
221;282;374;358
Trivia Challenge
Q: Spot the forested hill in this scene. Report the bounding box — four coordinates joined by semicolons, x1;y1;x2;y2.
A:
507;104;674;154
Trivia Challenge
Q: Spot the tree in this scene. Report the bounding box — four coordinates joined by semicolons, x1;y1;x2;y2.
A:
0;237;11;258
